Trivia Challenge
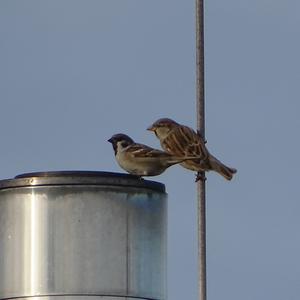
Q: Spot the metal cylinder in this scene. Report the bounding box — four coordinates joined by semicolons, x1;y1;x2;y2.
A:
0;171;167;300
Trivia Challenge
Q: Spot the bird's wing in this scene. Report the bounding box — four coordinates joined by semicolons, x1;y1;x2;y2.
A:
163;125;209;160
127;143;172;158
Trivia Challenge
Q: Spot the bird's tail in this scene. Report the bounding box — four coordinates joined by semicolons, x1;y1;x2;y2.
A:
209;155;237;180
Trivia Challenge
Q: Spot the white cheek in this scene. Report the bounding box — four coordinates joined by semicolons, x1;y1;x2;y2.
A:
116;141;125;152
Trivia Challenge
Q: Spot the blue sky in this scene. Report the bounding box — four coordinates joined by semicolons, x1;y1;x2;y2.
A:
1;1;300;299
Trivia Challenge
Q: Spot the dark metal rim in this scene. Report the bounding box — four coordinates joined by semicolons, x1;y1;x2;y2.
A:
0;294;159;300
0;171;165;193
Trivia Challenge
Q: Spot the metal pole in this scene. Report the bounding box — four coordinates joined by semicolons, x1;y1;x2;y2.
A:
195;0;207;300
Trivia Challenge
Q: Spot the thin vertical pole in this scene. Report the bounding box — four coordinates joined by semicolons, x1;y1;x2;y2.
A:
195;0;207;300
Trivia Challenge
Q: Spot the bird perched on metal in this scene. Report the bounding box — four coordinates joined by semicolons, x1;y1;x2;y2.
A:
147;118;237;181
108;133;203;177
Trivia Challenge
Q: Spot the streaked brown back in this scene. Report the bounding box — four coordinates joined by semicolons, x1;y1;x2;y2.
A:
127;143;173;158
161;125;208;160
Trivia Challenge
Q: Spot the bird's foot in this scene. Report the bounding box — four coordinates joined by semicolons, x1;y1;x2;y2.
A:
132;175;144;181
195;172;206;182
197;130;207;144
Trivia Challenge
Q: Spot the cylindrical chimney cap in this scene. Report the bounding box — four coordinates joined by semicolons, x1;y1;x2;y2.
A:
0;170;167;300
0;171;166;193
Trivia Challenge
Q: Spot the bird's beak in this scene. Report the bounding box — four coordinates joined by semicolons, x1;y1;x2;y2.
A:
107;138;113;143
147;125;155;131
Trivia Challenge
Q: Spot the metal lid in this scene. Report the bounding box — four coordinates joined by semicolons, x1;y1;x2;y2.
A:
0;171;166;193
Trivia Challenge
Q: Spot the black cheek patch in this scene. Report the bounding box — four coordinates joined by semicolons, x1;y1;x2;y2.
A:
121;141;129;148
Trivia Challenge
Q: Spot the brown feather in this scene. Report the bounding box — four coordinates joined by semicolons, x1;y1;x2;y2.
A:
127;143;173;158
161;125;208;163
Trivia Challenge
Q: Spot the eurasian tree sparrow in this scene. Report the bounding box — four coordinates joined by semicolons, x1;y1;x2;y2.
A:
147;118;237;181
108;133;202;177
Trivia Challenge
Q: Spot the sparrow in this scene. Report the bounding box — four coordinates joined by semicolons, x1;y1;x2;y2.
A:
108;133;202;177
147;118;237;181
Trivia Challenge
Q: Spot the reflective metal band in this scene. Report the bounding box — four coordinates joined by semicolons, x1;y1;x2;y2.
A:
0;171;165;193
0;295;159;300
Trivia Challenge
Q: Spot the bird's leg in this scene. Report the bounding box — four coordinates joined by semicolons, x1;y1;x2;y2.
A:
195;172;206;182
131;174;144;181
197;130;207;144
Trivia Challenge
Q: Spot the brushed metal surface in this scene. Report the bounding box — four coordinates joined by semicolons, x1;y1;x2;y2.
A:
5;296;156;300
0;172;167;300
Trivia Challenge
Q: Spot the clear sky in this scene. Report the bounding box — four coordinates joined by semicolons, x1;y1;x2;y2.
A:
1;1;300;300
